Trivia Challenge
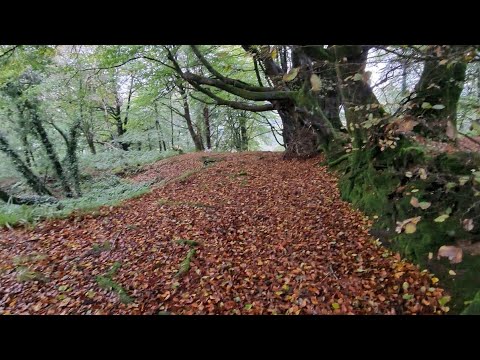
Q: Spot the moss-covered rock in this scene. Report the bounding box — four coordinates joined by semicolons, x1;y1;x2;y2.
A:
330;139;480;314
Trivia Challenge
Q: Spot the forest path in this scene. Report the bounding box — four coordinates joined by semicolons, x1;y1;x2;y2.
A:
0;152;447;314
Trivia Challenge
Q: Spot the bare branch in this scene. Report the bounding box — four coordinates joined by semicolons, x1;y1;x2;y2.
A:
0;45;20;59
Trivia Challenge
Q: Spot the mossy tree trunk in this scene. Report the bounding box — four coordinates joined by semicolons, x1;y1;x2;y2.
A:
66;121;82;197
28;107;73;198
0;132;53;197
104;75;133;151
272;46;337;156
0;187;26;205
408;45;468;141
0;186;44;205
277;97;334;157
333;45;387;148
83;107;97;155
21;132;34;167
13;104;35;167
112;95;130;151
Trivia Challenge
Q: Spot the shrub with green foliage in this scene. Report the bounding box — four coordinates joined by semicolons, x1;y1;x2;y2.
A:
0;149;178;227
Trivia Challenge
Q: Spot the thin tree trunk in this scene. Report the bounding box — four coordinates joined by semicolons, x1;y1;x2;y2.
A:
170;95;174;148
477;62;480;100
240;116;248;151
118;74;134;151
30;112;73;198
84;108;96;155
177;83;204;151
402;60;408;94
123;75;134;129
156;120;163;152
154;102;164;152
147;133;152;151
66;120;82;197
86;135;96;154
280;46;288;73
203;106;212;150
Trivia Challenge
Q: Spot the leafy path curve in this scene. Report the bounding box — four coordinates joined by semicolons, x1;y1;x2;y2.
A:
0;152;447;314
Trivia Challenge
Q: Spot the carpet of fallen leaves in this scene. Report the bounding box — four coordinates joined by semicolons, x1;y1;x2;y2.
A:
0;152;448;315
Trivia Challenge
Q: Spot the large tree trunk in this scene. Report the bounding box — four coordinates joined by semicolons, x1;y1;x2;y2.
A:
15;104;35;166
477;62;480;100
278;105;322;157
276;95;335;157
333;45;386;147
154;102;165;152
409;45;467;140
313;60;343;131
261;46;336;156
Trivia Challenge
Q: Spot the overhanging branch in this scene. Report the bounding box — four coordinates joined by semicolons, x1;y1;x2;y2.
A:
190;45;274;92
183;72;292;101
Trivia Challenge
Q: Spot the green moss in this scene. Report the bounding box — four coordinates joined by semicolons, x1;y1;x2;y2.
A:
434;152;480;175
462;290;480;315
95;262;132;304
395;145;426;168
91;241;112;255
176;248;196;277
331;139;480;314
175;239;199;247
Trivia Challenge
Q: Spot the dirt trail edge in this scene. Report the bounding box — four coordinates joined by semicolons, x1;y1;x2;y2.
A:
0;152;447;314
